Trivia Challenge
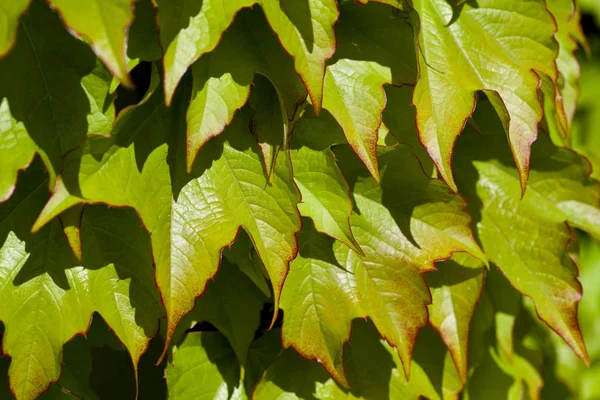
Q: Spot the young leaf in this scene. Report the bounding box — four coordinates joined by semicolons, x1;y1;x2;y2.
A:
280;144;484;385
322;1;416;181
0;99;35;203
186;8;306;172
290;109;361;253
426;253;485;383
0;164;162;400
412;0;559;192
454;100;600;366
0;1;97;186
166;331;244;400
159;0;337;108
32;91;301;361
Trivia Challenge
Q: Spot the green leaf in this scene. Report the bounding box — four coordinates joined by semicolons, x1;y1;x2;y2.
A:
166;331;244;400
322;1;416;181
171;260;266;364
48;0;135;87
454;100;600;366
0;1;97;186
0;0;30;56
0;164;162;400
32;91;301;360
426;253;485;383
0;99;36;203
159;0;337;108
412;0;559;192
185;8;306;171
280;144;484;385
290;109;361;253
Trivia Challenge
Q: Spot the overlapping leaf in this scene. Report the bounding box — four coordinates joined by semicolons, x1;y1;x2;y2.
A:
0;1;114;186
0;162;163;400
279;141;484;386
321;1;416;181
171;260;266;364
454;100;600;366
32;88;301;359
412;0;560;191
290;108;360;253
158;0;337;108
185;8;307;171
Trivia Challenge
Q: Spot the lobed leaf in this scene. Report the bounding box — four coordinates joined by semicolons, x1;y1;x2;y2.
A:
280;143;484;386
0;162;163;400
32;89;301;360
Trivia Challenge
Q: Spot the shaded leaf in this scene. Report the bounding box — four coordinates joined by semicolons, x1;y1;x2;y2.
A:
159;0;337;108
279;144;484;385
322;1;416;181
